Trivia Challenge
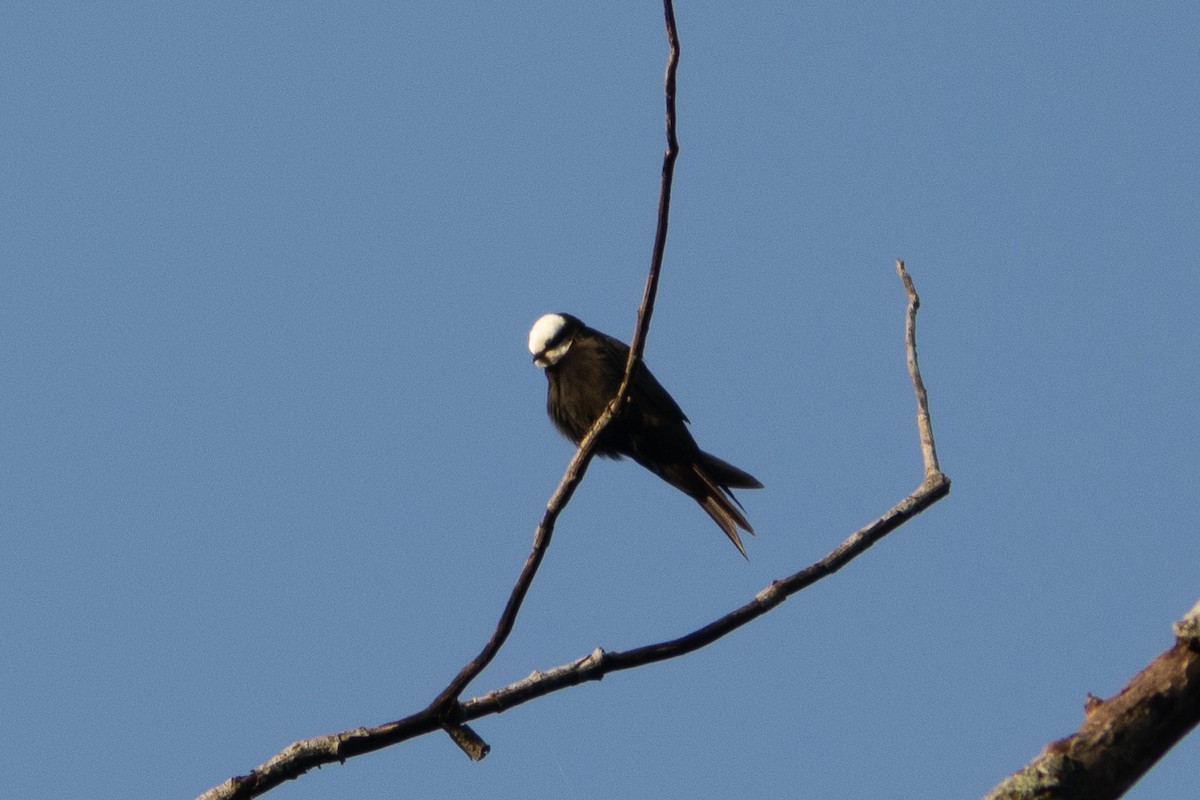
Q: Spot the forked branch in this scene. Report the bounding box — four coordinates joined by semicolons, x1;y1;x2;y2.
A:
195;2;952;795
197;5;683;798
454;260;949;694
197;256;951;800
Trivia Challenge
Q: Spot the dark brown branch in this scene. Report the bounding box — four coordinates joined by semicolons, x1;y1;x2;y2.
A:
983;599;1200;800
423;1;682;755
460;261;950;692
198;8;683;798
198;7;683;798
196;259;950;800
622;0;679;370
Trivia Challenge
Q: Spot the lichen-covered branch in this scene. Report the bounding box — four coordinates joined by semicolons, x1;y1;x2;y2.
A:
983;600;1200;800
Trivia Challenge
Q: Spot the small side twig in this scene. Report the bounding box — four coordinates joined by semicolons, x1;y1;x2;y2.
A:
897;259;941;480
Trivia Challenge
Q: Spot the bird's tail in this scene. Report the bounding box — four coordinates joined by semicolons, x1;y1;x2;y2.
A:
698;451;763;490
641;451;762;558
693;457;761;559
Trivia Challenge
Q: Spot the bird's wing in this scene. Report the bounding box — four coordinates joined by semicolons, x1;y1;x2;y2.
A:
595;331;690;424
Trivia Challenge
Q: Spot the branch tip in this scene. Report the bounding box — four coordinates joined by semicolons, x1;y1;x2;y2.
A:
1173;599;1200;641
896;259;944;481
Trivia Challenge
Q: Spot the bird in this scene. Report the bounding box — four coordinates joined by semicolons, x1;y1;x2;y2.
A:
528;312;762;557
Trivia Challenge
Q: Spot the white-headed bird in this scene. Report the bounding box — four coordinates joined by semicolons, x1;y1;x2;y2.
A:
529;313;761;557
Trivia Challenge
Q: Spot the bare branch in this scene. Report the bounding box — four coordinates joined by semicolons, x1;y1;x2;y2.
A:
460;262;951;691
197;259;951;800
424;1;682;756
897;259;942;479
983;600;1200;800
196;6;953;798
199;6;684;797
623;0;679;369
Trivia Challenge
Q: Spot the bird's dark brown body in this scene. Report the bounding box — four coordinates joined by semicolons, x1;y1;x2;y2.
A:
529;313;761;556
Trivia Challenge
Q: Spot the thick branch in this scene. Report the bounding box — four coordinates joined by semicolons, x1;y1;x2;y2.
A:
983;600;1200;800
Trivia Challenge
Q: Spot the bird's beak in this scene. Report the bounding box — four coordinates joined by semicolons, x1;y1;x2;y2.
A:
532;338;569;368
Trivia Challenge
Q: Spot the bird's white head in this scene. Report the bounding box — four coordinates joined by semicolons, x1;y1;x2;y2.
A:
528;313;573;368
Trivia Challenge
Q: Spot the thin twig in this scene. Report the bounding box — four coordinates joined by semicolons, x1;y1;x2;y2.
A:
896;259;941;479
426;0;682;754
623;0;679;371
198;6;683;797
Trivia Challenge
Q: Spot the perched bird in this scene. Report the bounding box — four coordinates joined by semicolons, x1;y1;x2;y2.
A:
528;312;762;557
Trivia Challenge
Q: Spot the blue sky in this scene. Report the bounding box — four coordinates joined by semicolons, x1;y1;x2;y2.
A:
3;3;1198;798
